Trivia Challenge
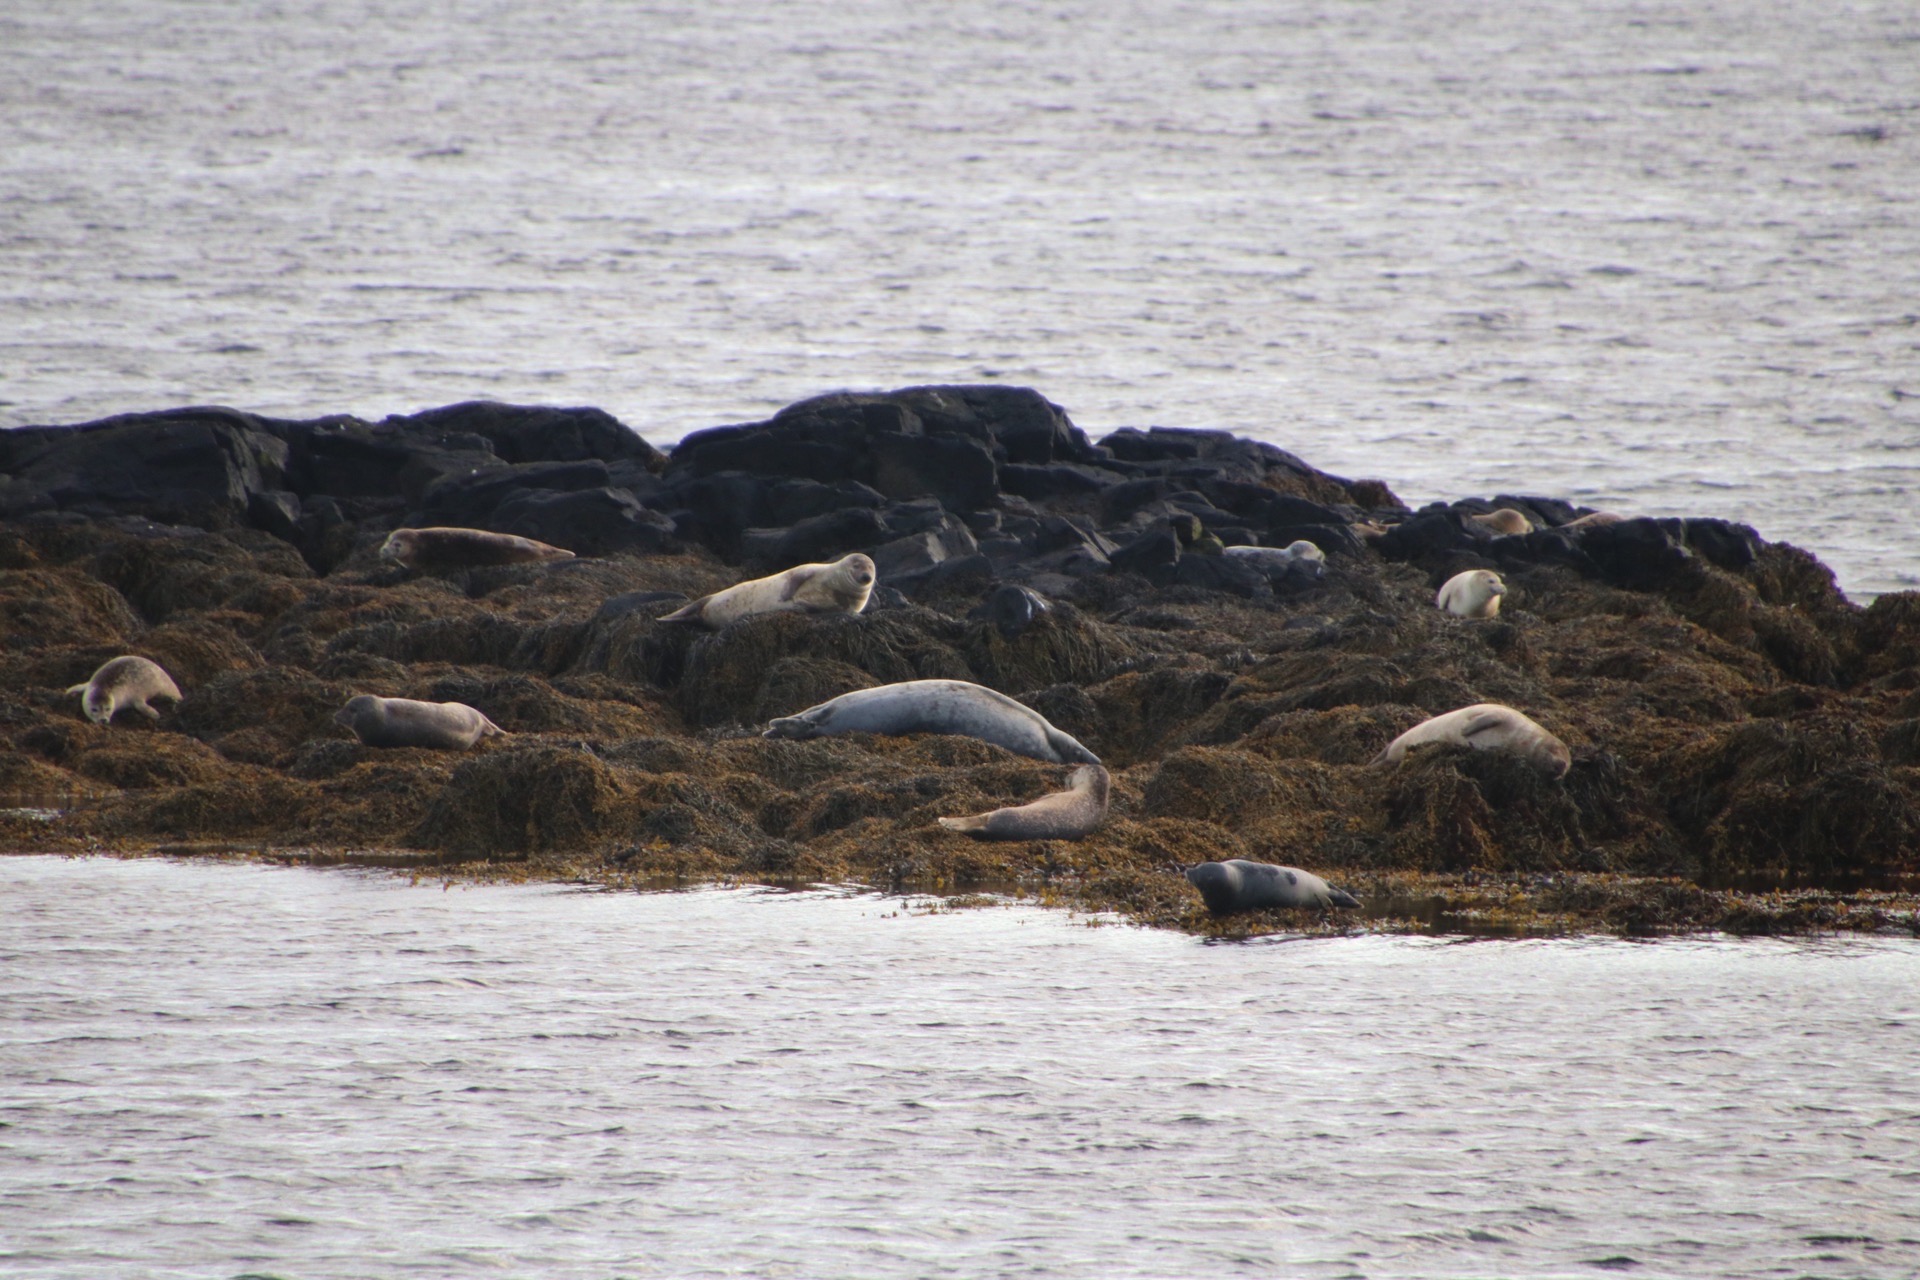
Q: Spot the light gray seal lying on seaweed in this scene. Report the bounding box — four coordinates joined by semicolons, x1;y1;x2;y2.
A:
660;553;875;629
939;764;1110;840
1371;703;1570;778
68;655;182;725
1187;859;1361;913
763;679;1099;765
334;695;506;750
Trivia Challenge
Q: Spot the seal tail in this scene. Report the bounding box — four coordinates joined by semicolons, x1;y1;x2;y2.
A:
65;683;88;695
1328;888;1362;909
937;815;989;835
656;596;708;625
1368;746;1395;767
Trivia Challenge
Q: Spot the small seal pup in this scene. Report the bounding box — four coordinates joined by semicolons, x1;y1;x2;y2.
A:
334;695;506;750
1436;569;1507;618
938;764;1110;840
68;656;182;725
380;526;576;569
1224;539;1326;568
764;679;1100;765
1187;859;1361;914
1465;508;1533;537
1371;703;1571;778
660;553;876;629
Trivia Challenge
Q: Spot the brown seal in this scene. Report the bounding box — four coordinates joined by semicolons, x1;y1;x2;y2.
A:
1465;508;1533;537
334;695;507;749
379;527;576;569
938;764;1110;840
68;656;182;725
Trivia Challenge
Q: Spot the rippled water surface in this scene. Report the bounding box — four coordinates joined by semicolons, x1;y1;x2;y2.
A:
4;1;1918;595
4;856;1918;1278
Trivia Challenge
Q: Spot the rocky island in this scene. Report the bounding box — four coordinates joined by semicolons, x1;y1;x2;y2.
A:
3;386;1916;936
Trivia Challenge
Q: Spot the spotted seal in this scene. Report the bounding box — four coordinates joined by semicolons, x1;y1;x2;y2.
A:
660;553;875;629
67;656;182;726
763;679;1099;765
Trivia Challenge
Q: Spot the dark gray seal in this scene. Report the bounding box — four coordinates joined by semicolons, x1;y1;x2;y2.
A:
334;695;506;750
763;679;1099;765
1187;859;1361;913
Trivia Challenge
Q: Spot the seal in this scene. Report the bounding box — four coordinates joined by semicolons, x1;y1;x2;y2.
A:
938;764;1110;840
971;583;1052;640
334;694;507;750
763;679;1100;765
1561;510;1626;531
1371;702;1571;778
1436;569;1507;618
380;526;575;569
1465;508;1533;537
1186;859;1361;913
1224;539;1325;568
68;655;182;725
659;553;875;629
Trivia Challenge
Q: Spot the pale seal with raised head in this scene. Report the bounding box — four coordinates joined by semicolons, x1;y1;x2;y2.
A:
334;695;507;750
1436;569;1507;618
660;553;875;629
1466;508;1532;537
938;764;1110;840
1371;702;1571;777
1561;510;1626;532
1187;859;1361;913
1224;539;1325;568
763;679;1099;765
380;527;576;569
68;655;182;726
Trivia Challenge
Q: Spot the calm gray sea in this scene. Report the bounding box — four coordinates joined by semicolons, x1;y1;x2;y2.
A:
3;856;1918;1279
3;0;1916;595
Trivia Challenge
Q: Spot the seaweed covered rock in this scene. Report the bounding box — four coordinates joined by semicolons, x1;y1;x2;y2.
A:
2;384;1916;937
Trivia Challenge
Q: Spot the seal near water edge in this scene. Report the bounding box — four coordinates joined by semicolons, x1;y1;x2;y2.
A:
659;553;875;629
1371;702;1571;778
334;694;507;750
1186;859;1362;913
380;526;576;569
1436;569;1507;618
763;679;1100;765
938;764;1111;840
1465;508;1533;537
1561;510;1626;532
67;655;182;725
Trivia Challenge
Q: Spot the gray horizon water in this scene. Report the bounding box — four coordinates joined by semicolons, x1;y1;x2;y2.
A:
3;856;1919;1279
3;1;1917;597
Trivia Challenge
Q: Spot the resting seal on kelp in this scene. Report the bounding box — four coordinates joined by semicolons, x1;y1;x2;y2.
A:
938;764;1110;840
1371;703;1571;778
380;526;576;569
659;553;875;629
334;695;507;750
68;656;182;725
764;679;1099;765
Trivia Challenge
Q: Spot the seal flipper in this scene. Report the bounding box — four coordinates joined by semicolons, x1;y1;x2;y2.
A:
1458;710;1512;739
657;596;710;625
